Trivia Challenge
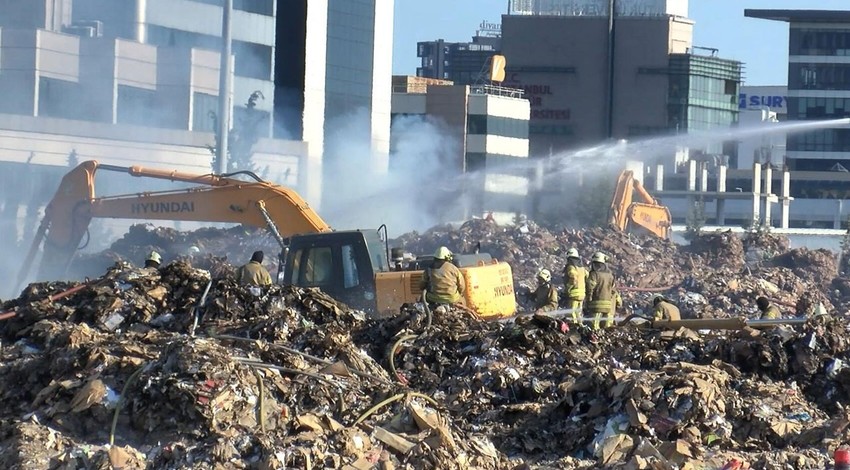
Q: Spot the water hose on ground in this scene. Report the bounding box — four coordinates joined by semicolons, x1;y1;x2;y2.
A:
233;358;344;387
254;369;266;432
352;392;440;427
387;334;419;383
110;363;147;446
214;332;392;386
386;291;435;384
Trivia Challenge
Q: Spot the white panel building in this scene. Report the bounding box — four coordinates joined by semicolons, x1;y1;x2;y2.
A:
391;76;531;223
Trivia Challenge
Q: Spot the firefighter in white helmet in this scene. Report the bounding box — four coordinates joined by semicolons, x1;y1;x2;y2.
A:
532;268;559;313
144;251;162;269
420;246;466;305
562;247;587;322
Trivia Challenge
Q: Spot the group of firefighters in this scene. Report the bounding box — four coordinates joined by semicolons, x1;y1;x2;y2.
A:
143;249;273;286
420;245;784;327
142;245;784;324
527;248;681;329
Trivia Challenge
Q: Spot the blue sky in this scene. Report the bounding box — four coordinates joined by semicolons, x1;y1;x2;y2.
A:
392;0;850;86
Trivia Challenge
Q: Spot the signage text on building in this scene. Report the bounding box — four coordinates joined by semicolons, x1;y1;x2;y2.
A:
507;73;571;121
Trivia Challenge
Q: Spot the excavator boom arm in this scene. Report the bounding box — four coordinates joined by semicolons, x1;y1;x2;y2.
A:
609;169;671;239
18;160;329;286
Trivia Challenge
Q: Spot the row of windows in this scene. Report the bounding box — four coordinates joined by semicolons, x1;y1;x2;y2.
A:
789;97;850;120
146;26;272;80
465;153;529;173
789;159;850;173
788;129;850;152
189;0;274;16
791;29;850;56
467;115;529;139
790;63;850;91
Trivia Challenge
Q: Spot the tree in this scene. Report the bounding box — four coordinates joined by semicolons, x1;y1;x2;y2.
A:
683;197;706;241
209;91;267;174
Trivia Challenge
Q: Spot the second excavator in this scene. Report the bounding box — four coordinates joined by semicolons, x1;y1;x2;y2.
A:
17;160;517;320
609;169;672;239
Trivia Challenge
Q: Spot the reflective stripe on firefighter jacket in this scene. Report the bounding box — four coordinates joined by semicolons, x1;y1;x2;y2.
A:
586;268;615;313
761;305;781;320
653;301;681;321
533;283;559;312
563;265;587;301
420;261;465;304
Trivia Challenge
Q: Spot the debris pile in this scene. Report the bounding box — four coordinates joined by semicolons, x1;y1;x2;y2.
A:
5;219;850;467
0;264;515;469
3;257;850;468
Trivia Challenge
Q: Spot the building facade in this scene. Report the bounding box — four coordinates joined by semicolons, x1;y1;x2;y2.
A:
416;34;502;85
501;0;698;156
746;10;850;172
274;0;394;209
0;0;309;285
391;76;531;223
68;0;277;135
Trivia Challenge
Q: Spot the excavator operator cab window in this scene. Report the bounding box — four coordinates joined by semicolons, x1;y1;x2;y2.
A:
341;244;360;288
284;231;378;311
290;247;334;286
305;247;333;285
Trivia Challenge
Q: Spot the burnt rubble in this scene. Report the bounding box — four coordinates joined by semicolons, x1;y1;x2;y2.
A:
2;220;850;468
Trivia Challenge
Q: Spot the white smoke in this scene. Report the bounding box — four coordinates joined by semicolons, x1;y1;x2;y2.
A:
321;110;461;237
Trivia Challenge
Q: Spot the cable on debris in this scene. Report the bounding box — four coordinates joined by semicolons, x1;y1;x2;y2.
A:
352;392;440;427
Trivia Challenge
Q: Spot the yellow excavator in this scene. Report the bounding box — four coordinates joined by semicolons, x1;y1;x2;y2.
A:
609;170;672;239
16;160;516;319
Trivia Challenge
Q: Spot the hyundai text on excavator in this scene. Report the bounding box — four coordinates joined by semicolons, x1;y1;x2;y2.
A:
16;161;516;319
609;170;672;239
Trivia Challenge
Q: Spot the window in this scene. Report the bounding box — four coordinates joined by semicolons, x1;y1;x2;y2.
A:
290;249;303;284
467;115;487;134
466;153;486;172
38;78;82;120
233;40;273;80
192;92;218;132
341;245;359;288
117;85;157;127
303;247;333;285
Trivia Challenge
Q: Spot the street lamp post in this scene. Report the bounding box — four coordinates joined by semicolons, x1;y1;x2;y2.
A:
216;0;233;174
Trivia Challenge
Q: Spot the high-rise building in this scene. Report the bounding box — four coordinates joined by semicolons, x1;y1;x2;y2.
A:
501;0;741;159
746;10;850;172
416;34;502;85
274;0;394;209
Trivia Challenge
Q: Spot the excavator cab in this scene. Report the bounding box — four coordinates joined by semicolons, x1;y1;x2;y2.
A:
283;229;390;311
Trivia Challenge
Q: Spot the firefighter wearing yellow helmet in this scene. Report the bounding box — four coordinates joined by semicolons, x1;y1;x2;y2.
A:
561;247;587;322
420;246;466;305
585;252;618;329
532;268;559;313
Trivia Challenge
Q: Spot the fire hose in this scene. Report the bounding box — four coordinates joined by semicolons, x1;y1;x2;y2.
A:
0;283;89;321
387;290;435;385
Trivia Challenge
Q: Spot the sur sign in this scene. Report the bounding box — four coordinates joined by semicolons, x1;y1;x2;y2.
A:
738;86;787;113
